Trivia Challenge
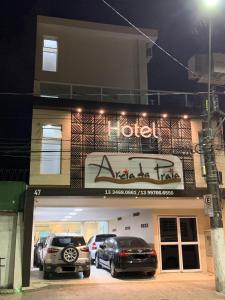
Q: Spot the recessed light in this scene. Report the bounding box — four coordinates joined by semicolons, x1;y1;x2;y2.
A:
64;215;72;219
183;115;188;119
100;109;104;114
162;113;168;118
142;112;147;117
77;108;82;113
74;208;83;212
69;212;77;215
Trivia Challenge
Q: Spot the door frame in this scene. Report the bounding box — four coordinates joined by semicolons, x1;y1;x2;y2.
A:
158;215;202;273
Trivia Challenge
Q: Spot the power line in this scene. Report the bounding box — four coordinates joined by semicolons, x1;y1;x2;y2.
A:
101;0;196;75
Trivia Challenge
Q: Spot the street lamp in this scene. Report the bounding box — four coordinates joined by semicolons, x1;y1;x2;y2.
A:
201;0;225;293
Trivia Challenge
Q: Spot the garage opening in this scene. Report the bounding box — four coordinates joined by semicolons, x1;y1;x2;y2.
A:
31;199;155;282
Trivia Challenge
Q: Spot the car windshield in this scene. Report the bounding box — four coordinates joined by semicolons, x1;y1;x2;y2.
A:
51;237;85;247
117;238;148;248
95;234;116;242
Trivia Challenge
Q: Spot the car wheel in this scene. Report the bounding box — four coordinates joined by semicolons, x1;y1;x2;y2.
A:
83;269;91;278
146;271;156;277
39;264;43;271
95;255;101;269
110;261;118;278
61;245;79;264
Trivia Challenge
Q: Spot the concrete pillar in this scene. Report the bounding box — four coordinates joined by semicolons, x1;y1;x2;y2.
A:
13;213;23;291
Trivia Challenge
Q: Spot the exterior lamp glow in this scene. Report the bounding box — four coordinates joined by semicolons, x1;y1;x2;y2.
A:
204;0;220;7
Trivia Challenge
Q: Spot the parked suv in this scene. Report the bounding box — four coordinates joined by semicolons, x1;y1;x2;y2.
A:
40;234;91;279
87;234;116;263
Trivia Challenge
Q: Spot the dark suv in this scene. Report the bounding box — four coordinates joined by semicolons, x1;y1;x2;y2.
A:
95;236;157;278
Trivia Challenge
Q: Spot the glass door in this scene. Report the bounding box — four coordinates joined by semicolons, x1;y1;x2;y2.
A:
159;216;200;272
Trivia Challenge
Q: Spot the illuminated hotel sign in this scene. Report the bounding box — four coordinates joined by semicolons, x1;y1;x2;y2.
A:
85;153;184;190
108;121;158;139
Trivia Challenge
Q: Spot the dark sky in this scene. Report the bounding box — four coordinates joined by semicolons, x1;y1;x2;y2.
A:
1;0;225;93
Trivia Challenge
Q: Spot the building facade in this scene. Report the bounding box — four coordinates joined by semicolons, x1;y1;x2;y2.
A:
21;15;225;286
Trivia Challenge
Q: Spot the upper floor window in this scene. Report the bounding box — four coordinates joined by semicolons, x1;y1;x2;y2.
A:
40;124;62;174
42;38;58;72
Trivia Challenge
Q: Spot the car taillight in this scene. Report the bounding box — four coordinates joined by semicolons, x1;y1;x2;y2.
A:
118;250;129;257
91;242;97;250
81;247;89;252
47;248;59;254
149;249;157;257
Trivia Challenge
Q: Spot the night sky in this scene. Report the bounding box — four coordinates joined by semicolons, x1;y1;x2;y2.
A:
1;0;225;93
0;0;225;180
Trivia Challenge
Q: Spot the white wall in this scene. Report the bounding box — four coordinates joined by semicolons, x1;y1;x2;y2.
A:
34;16;158;104
109;209;153;244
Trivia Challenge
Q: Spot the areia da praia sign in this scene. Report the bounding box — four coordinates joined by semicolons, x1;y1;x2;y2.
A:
85;153;184;190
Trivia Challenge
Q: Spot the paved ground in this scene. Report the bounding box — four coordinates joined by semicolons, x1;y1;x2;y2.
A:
1;267;225;300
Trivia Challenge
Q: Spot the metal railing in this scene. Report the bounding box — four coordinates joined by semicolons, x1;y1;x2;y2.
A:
35;80;200;107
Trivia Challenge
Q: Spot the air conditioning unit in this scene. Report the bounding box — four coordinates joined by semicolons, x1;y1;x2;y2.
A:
188;53;225;85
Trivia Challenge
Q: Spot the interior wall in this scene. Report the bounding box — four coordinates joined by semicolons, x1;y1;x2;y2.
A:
109;210;153;243
34;221;109;243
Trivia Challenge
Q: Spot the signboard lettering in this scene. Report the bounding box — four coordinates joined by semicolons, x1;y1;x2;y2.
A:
85;153;184;190
108;121;158;139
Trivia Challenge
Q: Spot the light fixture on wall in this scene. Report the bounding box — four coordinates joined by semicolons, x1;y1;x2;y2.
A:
162;113;168;118
142;112;147;117
183;115;188;119
74;208;83;212
77;108;82;113
121;111;126;116
100;109;105;114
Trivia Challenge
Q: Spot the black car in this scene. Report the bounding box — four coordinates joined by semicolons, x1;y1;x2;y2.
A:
95;236;157;278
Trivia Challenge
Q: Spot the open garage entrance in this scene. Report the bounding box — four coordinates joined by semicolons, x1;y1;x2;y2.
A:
31;196;155;282
28;194;205;285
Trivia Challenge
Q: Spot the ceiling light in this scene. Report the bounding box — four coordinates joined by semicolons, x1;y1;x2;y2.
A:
121;111;126;116
69;212;77;215
100;109;104;114
77;108;82;113
60;219;67;222
64;215;72;219
183;115;188;119
74;208;83;212
142;112;147;117
162;113;168;118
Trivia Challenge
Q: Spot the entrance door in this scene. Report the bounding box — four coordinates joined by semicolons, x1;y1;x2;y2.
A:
159;217;200;272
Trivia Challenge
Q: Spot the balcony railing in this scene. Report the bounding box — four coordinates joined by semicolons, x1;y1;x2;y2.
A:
35;81;201;108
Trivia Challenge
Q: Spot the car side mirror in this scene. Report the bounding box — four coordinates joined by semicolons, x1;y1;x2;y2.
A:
100;244;106;249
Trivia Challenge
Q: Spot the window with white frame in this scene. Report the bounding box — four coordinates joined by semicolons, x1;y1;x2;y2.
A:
40;124;62;174
42;38;58;72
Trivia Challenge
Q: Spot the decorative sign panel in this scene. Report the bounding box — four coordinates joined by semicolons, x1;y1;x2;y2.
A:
85;152;184;190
